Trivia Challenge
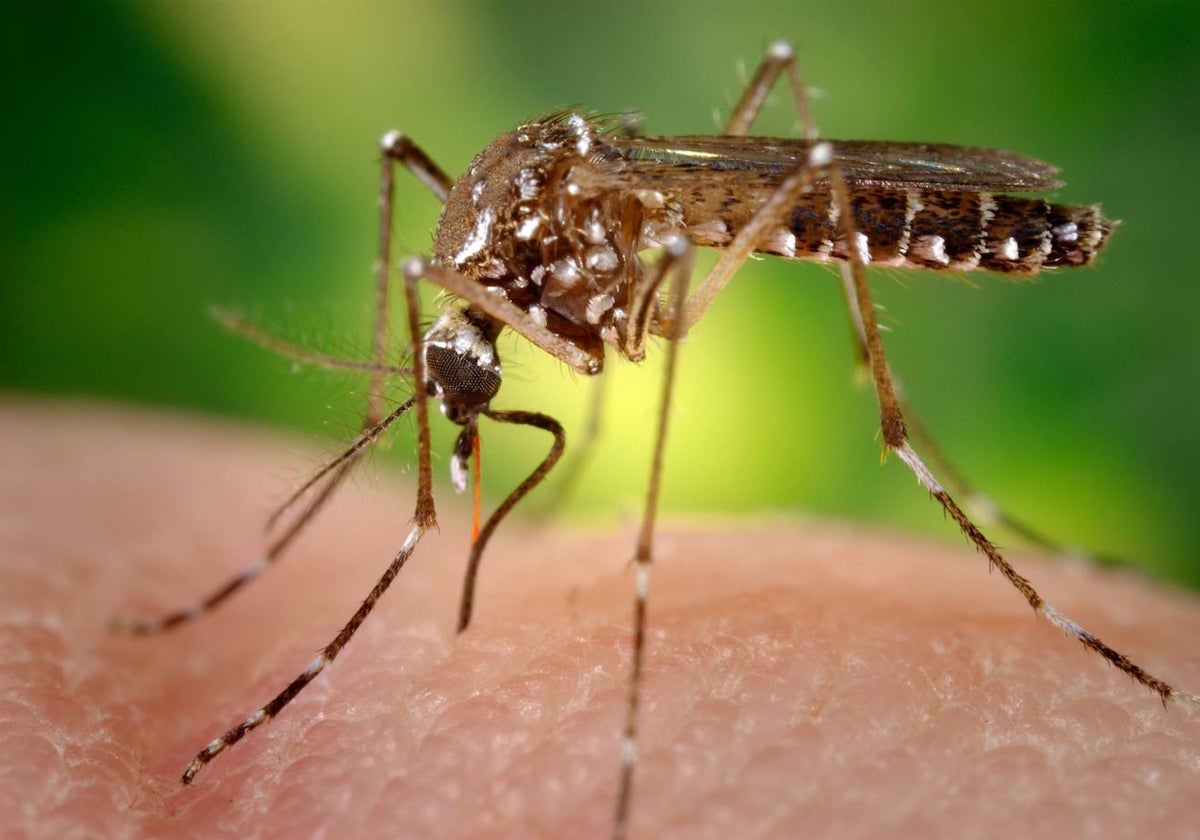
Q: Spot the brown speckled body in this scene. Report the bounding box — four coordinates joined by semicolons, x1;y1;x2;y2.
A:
434;114;1112;367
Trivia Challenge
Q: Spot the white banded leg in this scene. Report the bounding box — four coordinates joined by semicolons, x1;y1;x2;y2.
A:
177;389;418;773
823;161;1200;708
725;39;816;140
725;41;869;372
113;133;450;636
111;399;416;635
833;264;1120;561
182;524;427;783
378;131;454;528
112;457;354;635
613;234;694;840
725;41;1112;567
177;132;452;778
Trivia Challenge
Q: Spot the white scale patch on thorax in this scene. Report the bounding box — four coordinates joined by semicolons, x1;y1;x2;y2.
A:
584;216;607;244
517;168;541;200
567;114;592;156
586;293;615;325
550;257;582;287
585;243;619;272
516;214;542;240
454;206;495;265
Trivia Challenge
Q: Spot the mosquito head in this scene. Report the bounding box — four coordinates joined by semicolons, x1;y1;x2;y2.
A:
421;304;502;425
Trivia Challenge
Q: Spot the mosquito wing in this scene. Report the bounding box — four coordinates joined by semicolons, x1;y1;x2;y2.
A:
609;136;1064;192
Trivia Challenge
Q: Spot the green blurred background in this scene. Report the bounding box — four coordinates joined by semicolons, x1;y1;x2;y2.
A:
4;1;1198;585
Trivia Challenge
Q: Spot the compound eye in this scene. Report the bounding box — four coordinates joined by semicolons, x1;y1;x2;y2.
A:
426;344;501;411
422;306;504;424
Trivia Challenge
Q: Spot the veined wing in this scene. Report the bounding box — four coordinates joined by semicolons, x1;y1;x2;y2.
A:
609;135;1063;192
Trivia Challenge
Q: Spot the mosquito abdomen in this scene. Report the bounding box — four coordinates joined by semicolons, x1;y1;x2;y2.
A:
684;187;1113;275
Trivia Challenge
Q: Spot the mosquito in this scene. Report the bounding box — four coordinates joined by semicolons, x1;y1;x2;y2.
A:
115;40;1198;839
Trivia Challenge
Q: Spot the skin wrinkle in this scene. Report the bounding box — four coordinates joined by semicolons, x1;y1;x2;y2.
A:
2;399;1200;839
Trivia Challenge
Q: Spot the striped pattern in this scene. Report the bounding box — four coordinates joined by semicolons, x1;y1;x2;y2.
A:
693;188;1113;275
181;524;426;785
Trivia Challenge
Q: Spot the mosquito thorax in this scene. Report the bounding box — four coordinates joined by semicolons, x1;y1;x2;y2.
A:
432;113;609;278
421;305;502;425
430;113;683;363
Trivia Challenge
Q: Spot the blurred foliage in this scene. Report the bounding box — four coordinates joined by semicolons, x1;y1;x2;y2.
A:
3;1;1198;585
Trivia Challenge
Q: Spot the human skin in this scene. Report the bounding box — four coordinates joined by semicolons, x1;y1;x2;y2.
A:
3;399;1199;840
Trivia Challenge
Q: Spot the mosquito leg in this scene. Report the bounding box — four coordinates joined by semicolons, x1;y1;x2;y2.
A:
379;132;452;526
181;522;427;784
724;39;816;140
211;307;411;378
110;465;350;635
373;134;453;421
616;112;643;138
835;260;1126;563
729;46;1076;551
680;41;855;335
264;399;415;531
379;131;453;203
824;161;1200;708
726;43;871;375
207;141;438;402
614;235;694;840
111;401;415;635
902;403;1099;558
680;146;828;333
731;37;1097;563
115;135;447;634
478;211;694;547
178;135;451;778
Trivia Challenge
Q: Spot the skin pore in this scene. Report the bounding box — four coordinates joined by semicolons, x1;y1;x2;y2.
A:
3;399;1200;839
